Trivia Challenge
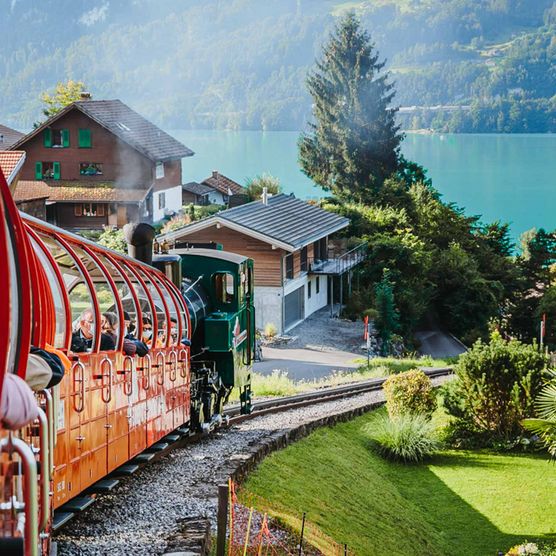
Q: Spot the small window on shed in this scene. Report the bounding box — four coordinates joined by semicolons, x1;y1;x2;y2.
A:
214;272;235;304
308;280;312;299
156;161;165;179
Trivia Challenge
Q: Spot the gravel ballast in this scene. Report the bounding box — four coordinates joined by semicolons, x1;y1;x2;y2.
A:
55;375;450;555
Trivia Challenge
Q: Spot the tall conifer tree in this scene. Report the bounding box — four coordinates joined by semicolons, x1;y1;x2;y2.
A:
299;13;402;203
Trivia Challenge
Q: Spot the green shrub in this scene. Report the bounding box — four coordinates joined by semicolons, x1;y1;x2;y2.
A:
97;226;126;253
383;369;437;419
366;413;440;463
444;334;547;443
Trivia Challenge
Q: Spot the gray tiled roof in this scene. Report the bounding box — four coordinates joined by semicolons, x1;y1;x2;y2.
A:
182;181;213;195
219;194;348;248
0;124;24;149
75;100;194;161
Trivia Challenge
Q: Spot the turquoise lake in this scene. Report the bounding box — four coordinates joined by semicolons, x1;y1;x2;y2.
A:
171;130;556;241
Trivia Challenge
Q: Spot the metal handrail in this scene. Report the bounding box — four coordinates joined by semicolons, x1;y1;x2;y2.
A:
307;242;367;274
0;434;39;556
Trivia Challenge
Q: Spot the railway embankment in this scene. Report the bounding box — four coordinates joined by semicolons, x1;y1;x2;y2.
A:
55;373;451;555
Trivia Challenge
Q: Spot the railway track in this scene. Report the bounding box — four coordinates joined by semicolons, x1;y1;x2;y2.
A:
53;367;453;544
226;366;452;422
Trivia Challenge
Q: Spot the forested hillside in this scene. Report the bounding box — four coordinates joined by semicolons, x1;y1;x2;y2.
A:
1;0;555;132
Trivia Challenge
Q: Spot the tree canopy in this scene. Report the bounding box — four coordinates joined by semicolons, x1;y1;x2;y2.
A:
37;80;87;126
299;13;403;203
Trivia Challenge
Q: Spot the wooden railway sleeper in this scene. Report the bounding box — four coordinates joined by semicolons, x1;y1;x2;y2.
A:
0;434;39;556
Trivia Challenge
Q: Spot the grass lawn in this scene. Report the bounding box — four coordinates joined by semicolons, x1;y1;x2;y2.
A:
241;408;556;555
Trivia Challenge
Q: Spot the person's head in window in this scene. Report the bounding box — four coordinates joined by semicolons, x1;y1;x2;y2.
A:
78;309;95;339
142;316;153;343
123;311;135;336
101;312;118;342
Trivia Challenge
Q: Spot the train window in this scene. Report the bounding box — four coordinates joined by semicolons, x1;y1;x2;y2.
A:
31;237;68;349
71;243;119;351
119;262;156;349
6;218;19;374
214;272;235;304
152;274;181;346
38;233;97;352
136;269;168;348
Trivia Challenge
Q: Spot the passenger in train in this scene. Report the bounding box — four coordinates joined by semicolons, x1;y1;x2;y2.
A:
122;311;149;357
141;316;153;344
102;311;148;357
71;308;116;353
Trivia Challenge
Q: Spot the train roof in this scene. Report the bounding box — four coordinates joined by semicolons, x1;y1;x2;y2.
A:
170;248;248;264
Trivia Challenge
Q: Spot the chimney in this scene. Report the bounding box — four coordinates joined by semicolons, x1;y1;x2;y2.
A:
262;187;268;205
212;170;218;179
123;222;155;266
80;92;92;101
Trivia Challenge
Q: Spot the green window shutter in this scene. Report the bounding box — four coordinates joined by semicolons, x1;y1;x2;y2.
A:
53;162;61;180
35;162;43;180
78;128;91;148
43;129;52;147
62;129;70;147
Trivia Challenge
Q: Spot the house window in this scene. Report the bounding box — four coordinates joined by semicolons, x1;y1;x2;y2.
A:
78;128;92;148
316;276;320;294
44;128;69;148
213;272;235;304
285;253;293;280
74;203;105;217
80;162;103;176
156;162;165;179
308;281;312;299
314;238;328;261
35;161;61;180
158;192;166;210
300;246;308;272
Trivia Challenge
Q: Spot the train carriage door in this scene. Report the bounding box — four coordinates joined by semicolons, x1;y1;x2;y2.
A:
81;247;129;475
117;261;159;452
37;233;99;497
104;255;148;460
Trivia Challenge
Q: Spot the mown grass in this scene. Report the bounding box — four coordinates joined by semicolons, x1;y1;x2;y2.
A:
240;408;556;555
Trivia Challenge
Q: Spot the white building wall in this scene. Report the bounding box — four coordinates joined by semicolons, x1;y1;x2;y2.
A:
254;285;284;334
153;185;182;222
305;274;328;318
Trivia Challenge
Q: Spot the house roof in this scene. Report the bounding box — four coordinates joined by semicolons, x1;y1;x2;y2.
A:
182;181;213;196
10;99;194;162
0;124;24;149
13;180;151;204
0;151;26;185
202;171;245;195
158;193;349;252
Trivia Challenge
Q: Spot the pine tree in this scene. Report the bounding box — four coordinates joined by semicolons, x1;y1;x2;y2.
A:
375;269;399;356
299;13;403;203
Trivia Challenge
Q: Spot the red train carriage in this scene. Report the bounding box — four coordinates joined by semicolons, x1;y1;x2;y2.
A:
0;167;194;556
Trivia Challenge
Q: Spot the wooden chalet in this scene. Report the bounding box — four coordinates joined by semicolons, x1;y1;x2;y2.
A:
182;171;247;207
158;193;367;333
10;98;194;230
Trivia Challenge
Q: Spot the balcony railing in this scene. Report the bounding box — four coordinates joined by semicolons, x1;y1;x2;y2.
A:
308;242;367;275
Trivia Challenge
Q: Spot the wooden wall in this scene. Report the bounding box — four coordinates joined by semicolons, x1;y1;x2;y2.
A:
177;225;286;287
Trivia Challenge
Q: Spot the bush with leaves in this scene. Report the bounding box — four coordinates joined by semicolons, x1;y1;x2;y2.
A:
444;333;547;444
97;226;126;254
383;369;437;419
523;369;556;459
366;412;440;463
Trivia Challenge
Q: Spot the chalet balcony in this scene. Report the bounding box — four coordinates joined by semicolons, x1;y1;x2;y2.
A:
308;242;367;275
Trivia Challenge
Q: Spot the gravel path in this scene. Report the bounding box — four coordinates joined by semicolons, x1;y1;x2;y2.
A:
55;375;450;556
